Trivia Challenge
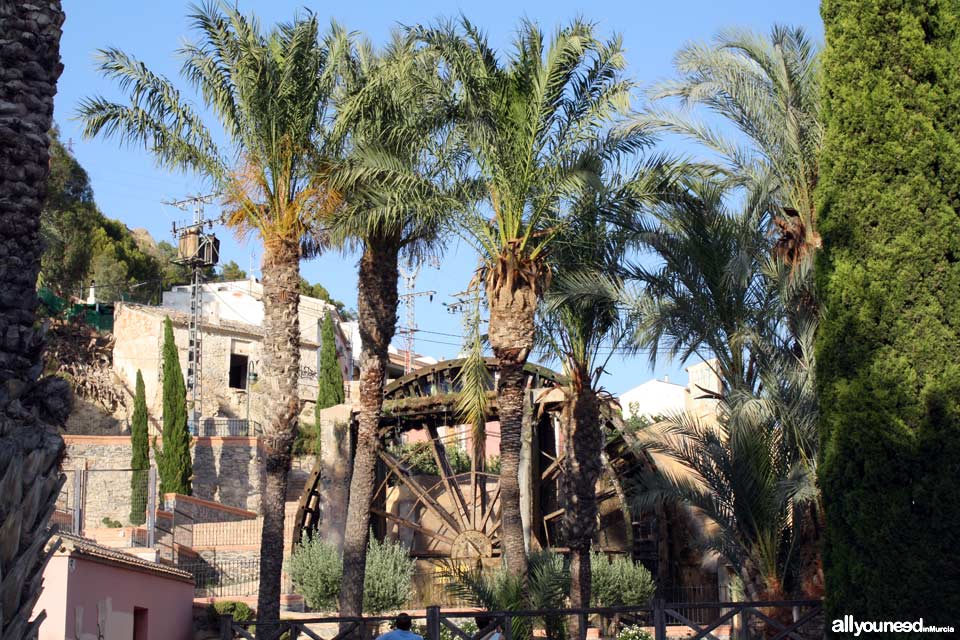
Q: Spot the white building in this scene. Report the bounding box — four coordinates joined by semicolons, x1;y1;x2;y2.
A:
618;359;722;422
162;279;355;382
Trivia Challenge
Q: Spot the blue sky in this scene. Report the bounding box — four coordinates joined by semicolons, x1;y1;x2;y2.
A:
54;0;823;395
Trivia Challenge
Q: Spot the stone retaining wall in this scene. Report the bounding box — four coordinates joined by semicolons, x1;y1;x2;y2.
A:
63;435;266;528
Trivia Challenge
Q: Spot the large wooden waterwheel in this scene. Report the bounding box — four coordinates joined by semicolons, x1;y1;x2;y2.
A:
295;358;659;572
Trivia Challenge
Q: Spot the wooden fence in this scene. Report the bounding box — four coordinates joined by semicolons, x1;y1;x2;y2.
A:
218;600;823;640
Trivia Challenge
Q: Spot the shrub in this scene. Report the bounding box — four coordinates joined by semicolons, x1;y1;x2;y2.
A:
363;535;415;613
444;551;568;640
590;552;655;607
287;534;343;611
616;625;653;640
392;441;471;475
413;620;477;640
206;600;254;627
101;517;122;528
287;534;414;614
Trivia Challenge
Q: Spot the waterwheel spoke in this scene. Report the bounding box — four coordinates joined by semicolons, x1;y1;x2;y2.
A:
540;458;561;481
370;508;457;546
427;423;471;529
478;482;501;534
378;449;463;534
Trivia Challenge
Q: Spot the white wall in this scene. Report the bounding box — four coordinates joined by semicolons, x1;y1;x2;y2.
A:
619;379;687;420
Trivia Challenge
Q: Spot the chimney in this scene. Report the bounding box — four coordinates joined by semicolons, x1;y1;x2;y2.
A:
87;280;96;304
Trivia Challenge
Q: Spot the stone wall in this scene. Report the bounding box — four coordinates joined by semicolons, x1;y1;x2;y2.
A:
162;493;256;524
112;304;322;431
63;435;266;529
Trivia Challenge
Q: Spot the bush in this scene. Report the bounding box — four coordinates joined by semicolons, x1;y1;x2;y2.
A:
206;600;254;627
444;551;568;640
287;534;343;611
392;441;471;475
287;534;414;614
413;620;477;640
616;625;653;640
101;517;122;528
590;552;655;607
363;535;415;613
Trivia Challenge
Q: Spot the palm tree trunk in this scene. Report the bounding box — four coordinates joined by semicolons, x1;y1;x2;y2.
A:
0;4;71;639
256;238;302;639
486;267;538;578
338;234;400;624
562;371;602;637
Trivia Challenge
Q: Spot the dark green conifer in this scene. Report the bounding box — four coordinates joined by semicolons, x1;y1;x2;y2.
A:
129;370;149;524
154;317;192;495
817;0;960;619
316;313;345;423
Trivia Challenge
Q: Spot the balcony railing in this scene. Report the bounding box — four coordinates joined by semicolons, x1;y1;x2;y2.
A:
187;418;262;437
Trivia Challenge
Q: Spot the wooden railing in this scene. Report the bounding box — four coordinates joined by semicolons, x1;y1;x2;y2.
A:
218;600;823;640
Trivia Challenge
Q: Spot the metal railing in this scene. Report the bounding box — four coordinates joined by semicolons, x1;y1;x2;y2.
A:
217;601;824;640
183;559;261;597
188;418;263;437
156;508;195;563
53;467;158;545
657;585;731;626
191;513;297;548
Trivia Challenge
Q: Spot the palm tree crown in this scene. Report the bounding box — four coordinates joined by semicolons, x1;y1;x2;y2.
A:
642;26;822;263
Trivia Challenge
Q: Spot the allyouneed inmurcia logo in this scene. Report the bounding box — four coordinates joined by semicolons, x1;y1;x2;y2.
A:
832;616;955;636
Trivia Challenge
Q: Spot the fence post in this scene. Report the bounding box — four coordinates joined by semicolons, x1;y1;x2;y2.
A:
220;613;233;640
146;467;157;548
72;468;83;535
578;613;588;640
426;606;441;640
653;598;666;640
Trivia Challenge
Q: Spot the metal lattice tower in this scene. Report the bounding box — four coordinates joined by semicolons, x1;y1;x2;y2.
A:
397;260;437;373
166;194;220;431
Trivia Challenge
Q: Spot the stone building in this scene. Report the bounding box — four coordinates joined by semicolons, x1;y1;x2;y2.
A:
112;280;349;431
112;279;439;430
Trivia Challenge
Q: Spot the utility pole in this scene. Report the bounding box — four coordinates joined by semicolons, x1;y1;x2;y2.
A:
397;259;437;373
166;193;220;433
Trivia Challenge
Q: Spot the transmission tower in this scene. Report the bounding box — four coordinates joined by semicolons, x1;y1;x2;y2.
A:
166;193;220;432
397;259;437;373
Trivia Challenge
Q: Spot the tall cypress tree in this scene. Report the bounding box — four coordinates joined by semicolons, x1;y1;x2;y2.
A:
154;316;192;495
316;312;345;424
817;0;960;621
129;370;149;524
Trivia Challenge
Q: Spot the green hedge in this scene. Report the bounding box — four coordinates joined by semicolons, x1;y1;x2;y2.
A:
817;0;960;621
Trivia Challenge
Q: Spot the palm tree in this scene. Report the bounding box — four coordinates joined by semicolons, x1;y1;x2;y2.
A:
77;6;348;632
0;4;70;639
325;33;466;621
625;180;780;397
419;17;645;576
641;26;821;267
538;172;652;622
615;180;821;599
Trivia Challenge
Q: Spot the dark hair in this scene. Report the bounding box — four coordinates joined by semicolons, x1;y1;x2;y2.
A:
396;613;412;631
474;615;492;630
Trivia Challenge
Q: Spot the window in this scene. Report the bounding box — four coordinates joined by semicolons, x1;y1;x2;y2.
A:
133;607;148;640
229;353;249;389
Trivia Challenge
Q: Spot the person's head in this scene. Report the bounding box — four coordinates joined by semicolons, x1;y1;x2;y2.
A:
475;615;492;631
395;613;412;631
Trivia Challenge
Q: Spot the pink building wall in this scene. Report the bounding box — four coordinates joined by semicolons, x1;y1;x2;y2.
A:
37;554;193;640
